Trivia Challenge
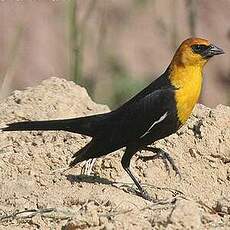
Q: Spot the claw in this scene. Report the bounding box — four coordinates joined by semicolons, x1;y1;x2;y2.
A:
161;157;170;174
139;147;181;178
130;187;154;202
140;190;154;202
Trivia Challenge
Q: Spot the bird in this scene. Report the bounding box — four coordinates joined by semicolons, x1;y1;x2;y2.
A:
1;38;224;201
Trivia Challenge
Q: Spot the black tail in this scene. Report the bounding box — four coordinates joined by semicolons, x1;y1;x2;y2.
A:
69;142;93;167
1;119;69;132
1;114;106;137
69;138;111;167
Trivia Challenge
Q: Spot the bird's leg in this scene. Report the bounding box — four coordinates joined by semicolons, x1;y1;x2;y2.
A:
81;158;97;175
121;146;153;201
139;147;181;178
123;167;152;201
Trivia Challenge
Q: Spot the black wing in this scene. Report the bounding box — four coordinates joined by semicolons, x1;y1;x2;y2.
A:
70;86;178;164
92;86;177;148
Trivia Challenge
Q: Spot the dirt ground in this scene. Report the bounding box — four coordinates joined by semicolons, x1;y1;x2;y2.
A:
0;77;229;230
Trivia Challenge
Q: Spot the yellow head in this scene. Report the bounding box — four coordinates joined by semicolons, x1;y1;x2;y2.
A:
171;38;224;68
169;38;224;125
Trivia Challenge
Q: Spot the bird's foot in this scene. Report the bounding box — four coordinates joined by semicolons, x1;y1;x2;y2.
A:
137;189;155;202
128;186;181;204
125;186;154;202
81;158;97;175
138;147;181;179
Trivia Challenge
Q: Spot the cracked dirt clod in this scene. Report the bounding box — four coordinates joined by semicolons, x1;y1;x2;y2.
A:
0;77;229;229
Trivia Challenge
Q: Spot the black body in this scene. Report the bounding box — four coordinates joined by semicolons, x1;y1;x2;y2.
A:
1;37;225;201
2;69;180;200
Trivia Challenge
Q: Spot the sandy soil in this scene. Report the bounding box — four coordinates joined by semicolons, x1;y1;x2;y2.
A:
0;77;229;229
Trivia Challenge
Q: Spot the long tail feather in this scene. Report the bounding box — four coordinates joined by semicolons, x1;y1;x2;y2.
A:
1;116;98;136
69;142;93;167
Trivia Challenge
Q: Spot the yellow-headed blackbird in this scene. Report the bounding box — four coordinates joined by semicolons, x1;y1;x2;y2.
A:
1;38;224;200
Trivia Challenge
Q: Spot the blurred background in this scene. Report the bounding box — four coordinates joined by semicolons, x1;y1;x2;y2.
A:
0;0;229;109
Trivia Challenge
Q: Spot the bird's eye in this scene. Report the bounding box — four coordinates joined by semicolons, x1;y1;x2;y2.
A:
191;44;209;54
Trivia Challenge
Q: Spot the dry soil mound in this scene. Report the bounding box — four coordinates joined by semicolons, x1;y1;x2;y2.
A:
0;77;229;229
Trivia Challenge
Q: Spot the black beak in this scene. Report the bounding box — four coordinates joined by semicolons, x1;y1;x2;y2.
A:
203;44;225;58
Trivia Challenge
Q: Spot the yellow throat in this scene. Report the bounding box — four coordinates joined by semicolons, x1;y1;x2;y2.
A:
170;64;203;125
